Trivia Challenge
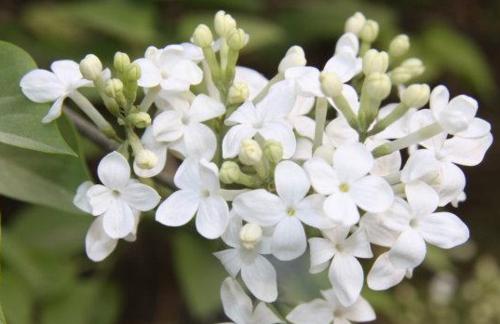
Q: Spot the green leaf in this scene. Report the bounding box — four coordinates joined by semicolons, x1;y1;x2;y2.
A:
0;270;34;324
0;116;90;213
0;40;75;155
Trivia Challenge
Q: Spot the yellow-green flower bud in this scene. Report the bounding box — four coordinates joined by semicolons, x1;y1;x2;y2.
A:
192;24;213;48
239;139;263;166
125;63;141;82
214;10;236;38
127;112;151;128
360;20;379;43
263;140;283;164
220;161;241;184
80;54;103;81
364;73;391;100
228;82;250;105
400;84;430;108
320;71;343;98
278;46;306;73
401;58;425;77
135;149;158;170
389;34;410;57
345;12;366;36
362;49;389;75
390;67;412;85
114;52;131;73
105;78;124;98
227;28;248;51
239;223;263;249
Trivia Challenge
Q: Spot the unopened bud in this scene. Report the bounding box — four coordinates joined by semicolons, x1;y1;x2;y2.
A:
80;54;103;80
401;58;425;77
105;78;124;98
220;161;241;184
320;72;343;98
363;49;389;75
192;24;213;48
278;46;306;73
135;150;158;170
227;28;248;51
228;82;249;105
400;84;430;108
263;140;283;164
390;67;412;85
214;10;236;38
364;73;391;100
239;139;263;166
345;12;366;35
360;20;379;43
239;223;263;249
125;63;141;82
389;34;410;57
114;52;131;73
127;112;151;128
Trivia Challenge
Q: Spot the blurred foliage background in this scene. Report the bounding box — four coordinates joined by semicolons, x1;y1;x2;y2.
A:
0;0;499;323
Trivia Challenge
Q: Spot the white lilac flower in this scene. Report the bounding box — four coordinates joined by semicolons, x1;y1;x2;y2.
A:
20;60;92;123
233;160;335;261
214;214;277;302
305;142;394;226
135;43;203;92
385;181;469;269
133;127;169;178
82;152;160;239
222;80;297;159
156;159;230;239
367;252;413;290
220;277;282;324
152;94;225;160
286;289;375;324
308;226;372;306
234;66;268;100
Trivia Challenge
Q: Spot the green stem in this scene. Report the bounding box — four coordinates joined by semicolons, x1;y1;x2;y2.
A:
252;73;284;105
139;86;161;112
313;98;328;151
331;93;359;132
368;102;410;136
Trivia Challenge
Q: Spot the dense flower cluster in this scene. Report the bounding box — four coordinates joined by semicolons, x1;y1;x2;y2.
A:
20;10;493;323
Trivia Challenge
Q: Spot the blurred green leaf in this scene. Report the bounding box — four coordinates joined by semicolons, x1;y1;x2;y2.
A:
0;270;34;324
0;41;75;155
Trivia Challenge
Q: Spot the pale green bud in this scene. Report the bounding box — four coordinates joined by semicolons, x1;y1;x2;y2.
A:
220;161;241;184
389;34;410;57
135;149;158;169
192;24;213;48
239;223;263;249
390;67;412;85
263;140;283;164
400;84;430;108
360;20;379;43
114;52;131;73
127;112;151;128
227;28;248;50
228;82;250;105
125;63;141;82
105;78;124;98
320;71;343;98
79;54;103;80
278;45;306;73
214;10;236;38
239;139;263;166
364;73;391;100
344;12;366;35
401;58;425;77
363;49;389;75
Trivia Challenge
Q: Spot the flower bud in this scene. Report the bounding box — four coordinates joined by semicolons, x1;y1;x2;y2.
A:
390;67;412;85
364;73;391;100
80;54;103;81
263;140;283;164
239;223;263;249
344;12;366;35
389;34;410;57
278;46;306;73
320;71;343;98
362;49;389;75
135;150;158;170
220;161;241;184
227;28;249;50
114;52;131;73
105;78;124;98
127;112;151;128
239;139;263;166
401;58;425;77
125;63;141;82
228;82;250;105
360;20;379;43
192;24;213;48
400;84;430;108
214;10;236;38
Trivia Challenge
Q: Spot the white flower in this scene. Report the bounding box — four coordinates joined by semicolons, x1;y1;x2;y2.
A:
214;214;278;302
152;94;225;160
367;252;413;290
233;160;335;261
156;159;230;239
286;290;375;324
135;43;203;92
305;142;394;226
234;66;268;100
308;226;372;306
133;127;169;178
385;181;470;269
223;80;297;159
20;60;92;123
220;277;282;324
83;152;160;239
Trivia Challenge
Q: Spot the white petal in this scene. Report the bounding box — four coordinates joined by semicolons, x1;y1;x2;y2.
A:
441;134;493;166
235;66;268;100
367;252;406;290
41;96;65;123
350;175;394;213
20;69;65;102
430;85;449;116
152;110;184;142
286;299;333;324
133;128;168;178
196;196;229;239
388;229;427;269
241;255;278;302
308;237;335;273
183;122;217;160
173;158;201;191
169;59;203;85
334;143;373;182
87;184;113;216
285;66;323;97
359;212;399;247
199;160;221;192
292;116;316;139
275;161;310;204
304;158;339;195
214;249;242;277
400;149;440;184
434;162;466;207
155;190;199;226
335;33;359;56
102;199;135;239
296;194;335;229
405;181;438;217
221;213;243;248
225;101;259;126
222;124;257;158
233;190;285;226
51;60;85;87
329;253;364;306
73;181;94;213
122;182;160;211
259;121;296;159
343;296;376;322
189;94;225;122
272;217;307;261
97;151;131;189
252;302;282;324
455;117;491;138
344;229;373;258
258;80;296;120
220;277;253;323
85;216;118;262
323;51;360;82
324;193;360;226
418;212;469;249
135;58;162;87
161;77;190;92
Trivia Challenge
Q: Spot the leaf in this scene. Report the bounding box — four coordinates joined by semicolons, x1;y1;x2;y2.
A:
0;116;90;213
0;270;33;324
0;40;75;155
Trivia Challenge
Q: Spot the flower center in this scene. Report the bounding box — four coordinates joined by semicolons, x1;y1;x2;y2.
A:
112;190;121;198
410;218;419;228
201;189;210;198
335;243;344;252
287;207;296;216
339;182;350;193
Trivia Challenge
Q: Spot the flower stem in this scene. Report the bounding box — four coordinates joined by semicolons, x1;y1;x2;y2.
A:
313;97;328;151
368;102;410;136
252;73;284;105
139;86;161;112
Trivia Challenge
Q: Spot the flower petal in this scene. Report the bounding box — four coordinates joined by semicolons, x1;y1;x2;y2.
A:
272;217;307;261
86;184;113;216
259;121;296;159
324;193;359;226
367;252;406;290
41;96;65;123
102;199;135;239
286;299;333;324
196;195;230;239
334;143;373;182
418;212;469;249
304;158;339;195
388;229;426;269
85;215;118;262
329;253;364;306
97;151;131;189
308;237;335;273
222;124;257;158
275;161;310;204
152;110;184;142
220;277;253;323
241;255;278;302
235;66;268;100
73;181;93;213
323;51;360;83
20;69;65;102
183;122;217;160
296;194;335;229
350;175;394;213
189;94;225;122
405;181;438;217
441;134;493;166
233;189;285;226
135;58;162;87
122;182;160;211
155;190;199;226
343;296;376;322
252;302;282;324
214;249;242;277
